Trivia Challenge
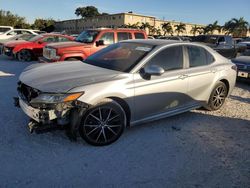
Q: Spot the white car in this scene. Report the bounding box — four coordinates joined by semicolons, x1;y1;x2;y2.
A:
0;29;38;40
0;26;14;34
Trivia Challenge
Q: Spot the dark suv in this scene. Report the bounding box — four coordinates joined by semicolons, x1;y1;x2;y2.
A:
192;35;237;58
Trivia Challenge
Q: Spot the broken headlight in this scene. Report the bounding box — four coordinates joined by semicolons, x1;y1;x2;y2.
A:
30;92;84;104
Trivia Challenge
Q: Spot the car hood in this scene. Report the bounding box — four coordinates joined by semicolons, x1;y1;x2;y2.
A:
4;40;31;47
46;41;90;49
232;56;250;65
19;61;119;93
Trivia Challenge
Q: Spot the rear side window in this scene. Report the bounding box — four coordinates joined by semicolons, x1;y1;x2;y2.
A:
146;46;184;71
58;37;71;42
99;32;114;45
187;46;214;67
117;32;132;41
42;36;58;42
134;32;145;39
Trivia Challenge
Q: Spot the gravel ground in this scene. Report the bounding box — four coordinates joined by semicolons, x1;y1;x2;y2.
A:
0;56;249;188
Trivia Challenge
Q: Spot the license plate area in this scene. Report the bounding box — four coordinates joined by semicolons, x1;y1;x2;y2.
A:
19;99;40;122
238;71;249;78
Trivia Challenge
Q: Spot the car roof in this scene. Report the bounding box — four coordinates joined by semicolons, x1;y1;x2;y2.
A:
87;28;145;32
40;33;70;37
121;39;182;46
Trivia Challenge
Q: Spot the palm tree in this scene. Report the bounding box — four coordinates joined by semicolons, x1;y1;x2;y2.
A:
207;21;221;34
148;25;157;36
156;28;162;36
140;22;151;30
190;25;199;36
223;17;249;37
123;22;140;29
175;23;186;35
161;22;173;36
197;27;204;35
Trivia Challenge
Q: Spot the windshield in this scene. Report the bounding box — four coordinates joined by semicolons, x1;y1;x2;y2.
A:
75;30;99;43
28;35;43;42
84;42;155;72
243;38;250;42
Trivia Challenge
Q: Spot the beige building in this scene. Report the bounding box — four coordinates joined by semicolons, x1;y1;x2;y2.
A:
55;12;249;36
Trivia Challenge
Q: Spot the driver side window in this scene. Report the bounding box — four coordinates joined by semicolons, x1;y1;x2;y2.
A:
146;46;184;71
99;32;114;45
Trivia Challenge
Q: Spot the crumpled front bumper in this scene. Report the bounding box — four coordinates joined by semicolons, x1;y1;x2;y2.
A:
19;98;58;123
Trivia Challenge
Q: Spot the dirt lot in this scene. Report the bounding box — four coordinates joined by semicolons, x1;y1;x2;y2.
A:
0;56;249;188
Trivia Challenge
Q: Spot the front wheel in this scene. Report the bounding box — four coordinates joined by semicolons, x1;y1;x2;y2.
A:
206;81;228;111
79;99;126;146
17;49;33;62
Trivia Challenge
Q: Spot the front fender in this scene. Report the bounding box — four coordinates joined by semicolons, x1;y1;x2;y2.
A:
13;46;33;54
60;52;87;61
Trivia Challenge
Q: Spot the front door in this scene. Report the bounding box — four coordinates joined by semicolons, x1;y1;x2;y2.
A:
133;45;190;121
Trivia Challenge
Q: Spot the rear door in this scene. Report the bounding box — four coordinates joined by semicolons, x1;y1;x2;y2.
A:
117;32;132;42
185;45;216;103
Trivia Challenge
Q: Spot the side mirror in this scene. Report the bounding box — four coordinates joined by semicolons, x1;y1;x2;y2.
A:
37;41;43;44
140;65;165;80
96;40;104;47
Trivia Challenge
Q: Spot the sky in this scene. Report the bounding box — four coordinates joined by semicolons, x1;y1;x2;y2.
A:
1;0;250;25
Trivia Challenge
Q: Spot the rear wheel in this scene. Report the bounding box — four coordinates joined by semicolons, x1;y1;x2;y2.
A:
79;99;126;146
17;49;32;62
206;81;228;111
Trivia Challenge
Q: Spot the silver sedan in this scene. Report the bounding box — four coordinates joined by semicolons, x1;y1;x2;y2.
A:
17;40;237;146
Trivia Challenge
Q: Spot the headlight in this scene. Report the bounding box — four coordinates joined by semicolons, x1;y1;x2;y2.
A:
30;92;84;104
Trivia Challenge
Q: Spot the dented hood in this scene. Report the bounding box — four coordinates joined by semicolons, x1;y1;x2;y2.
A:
19;61;119;93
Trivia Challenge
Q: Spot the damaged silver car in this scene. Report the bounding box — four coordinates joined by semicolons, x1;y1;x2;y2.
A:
16;40;237;146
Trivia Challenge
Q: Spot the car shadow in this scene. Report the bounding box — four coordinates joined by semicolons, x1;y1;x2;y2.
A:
230;95;250;104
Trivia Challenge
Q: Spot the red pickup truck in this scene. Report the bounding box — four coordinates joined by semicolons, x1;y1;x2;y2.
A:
39;28;147;63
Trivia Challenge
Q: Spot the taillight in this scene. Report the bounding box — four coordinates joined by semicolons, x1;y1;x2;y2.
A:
231;65;237;71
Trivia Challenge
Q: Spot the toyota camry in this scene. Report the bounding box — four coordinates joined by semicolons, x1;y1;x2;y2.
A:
16;40;237;146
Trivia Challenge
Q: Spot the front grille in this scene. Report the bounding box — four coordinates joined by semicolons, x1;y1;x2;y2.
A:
3;46;13;56
17;82;40;103
43;47;56;59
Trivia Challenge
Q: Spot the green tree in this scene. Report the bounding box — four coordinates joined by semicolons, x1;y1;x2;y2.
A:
190;25;205;36
75;6;100;18
175;23;186;35
0;10;30;28
32;18;55;32
140;22;151;30
206;21;221;34
161;22;173;36
223;17;249;37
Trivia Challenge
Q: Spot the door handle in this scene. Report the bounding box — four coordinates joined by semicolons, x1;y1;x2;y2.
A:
178;74;188;79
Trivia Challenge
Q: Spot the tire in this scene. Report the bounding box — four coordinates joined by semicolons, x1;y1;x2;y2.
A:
206;81;228;111
79;99;126;146
17;49;33;62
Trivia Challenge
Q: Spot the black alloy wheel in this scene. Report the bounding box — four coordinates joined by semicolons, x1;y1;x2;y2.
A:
79;99;126;146
207;81;228;111
18;49;32;62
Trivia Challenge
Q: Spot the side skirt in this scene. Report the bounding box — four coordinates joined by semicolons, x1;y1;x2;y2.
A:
130;103;201;126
